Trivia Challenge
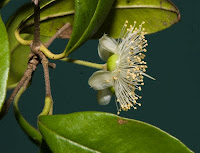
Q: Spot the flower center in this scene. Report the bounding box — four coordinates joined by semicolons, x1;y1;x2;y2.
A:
107;54;119;72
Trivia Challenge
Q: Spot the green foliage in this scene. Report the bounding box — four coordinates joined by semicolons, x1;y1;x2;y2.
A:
93;0;181;38
0;15;9;112
38;112;193;153
20;0;180;39
64;0;115;55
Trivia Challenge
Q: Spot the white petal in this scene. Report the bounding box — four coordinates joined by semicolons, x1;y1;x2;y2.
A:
88;70;113;90
97;89;112;105
98;35;118;61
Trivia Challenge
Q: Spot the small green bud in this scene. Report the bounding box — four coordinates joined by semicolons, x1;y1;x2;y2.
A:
107;54;119;93
107;54;119;72
109;86;115;94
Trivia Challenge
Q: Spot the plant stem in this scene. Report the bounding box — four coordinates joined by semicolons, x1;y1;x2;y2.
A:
13;87;42;146
0;55;39;119
32;0;40;47
45;23;71;48
14;29;32;46
61;57;106;70
39;96;52;116
40;44;65;59
38;52;53;115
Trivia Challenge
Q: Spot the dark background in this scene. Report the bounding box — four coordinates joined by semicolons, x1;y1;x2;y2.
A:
0;0;199;152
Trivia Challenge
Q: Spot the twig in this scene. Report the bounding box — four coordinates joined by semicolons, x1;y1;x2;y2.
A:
0;54;39;119
38;51;54;115
45;23;71;48
32;0;40;47
38;52;51;97
31;0;53;115
48;62;56;69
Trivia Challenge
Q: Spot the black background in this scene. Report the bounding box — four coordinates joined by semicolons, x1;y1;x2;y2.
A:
0;0;199;152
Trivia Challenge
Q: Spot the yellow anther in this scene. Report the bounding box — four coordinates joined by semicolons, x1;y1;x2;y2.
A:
130;46;134;50
129;62;134;66
113;76;118;80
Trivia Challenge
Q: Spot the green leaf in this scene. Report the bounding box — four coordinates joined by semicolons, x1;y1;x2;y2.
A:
0;15;9;112
21;0;180;39
93;0;181;38
38;112;193;153
0;0;10;8
64;0;115;55
6;3;50;88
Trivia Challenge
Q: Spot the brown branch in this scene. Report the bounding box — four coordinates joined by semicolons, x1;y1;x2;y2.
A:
48;62;56;69
32;0;40;47
39;53;51;97
0;54;39;119
38;51;54;114
44;23;71;48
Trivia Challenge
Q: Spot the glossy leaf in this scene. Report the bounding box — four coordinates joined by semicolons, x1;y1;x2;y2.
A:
21;0;180;39
0;15;9;111
93;0;181;38
6;3;50;88
64;0;115;55
38;112;193;153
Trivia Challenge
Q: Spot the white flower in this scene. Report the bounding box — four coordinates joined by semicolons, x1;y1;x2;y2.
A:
88;21;155;114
